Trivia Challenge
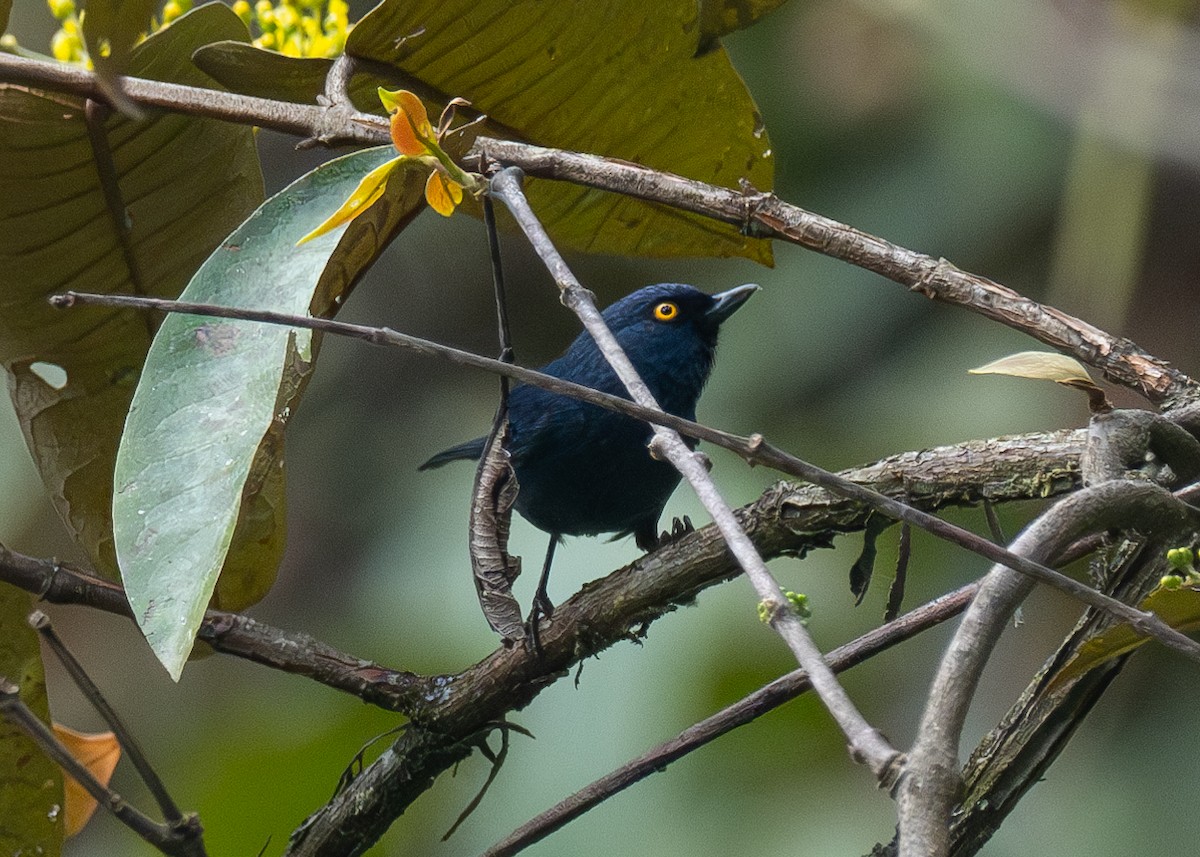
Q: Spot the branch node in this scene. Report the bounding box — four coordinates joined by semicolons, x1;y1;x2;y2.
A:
736;177;773;238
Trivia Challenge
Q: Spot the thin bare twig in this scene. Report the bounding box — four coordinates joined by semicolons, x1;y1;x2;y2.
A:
0;546;425;711
0;676;207;857
0;53;387;147
83;99;146;297
32;611;183;821
481;579;982;857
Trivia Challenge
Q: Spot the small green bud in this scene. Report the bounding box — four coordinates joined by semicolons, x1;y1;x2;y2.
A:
783;590;811;621
1160;574;1184;590
757;600;770;623
161;0;184;22
1166;547;1194;570
0;34;19;51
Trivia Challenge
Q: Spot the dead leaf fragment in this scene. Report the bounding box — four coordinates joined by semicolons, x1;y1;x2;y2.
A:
52;724;121;837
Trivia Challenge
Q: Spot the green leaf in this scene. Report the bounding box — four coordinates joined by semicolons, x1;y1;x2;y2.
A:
192;41;381;109
0;4;262;580
347;0;773;263
697;0;790;44
114;147;427;680
81;0;161;113
1049;582;1200;689
205;0;775;263
0;586;63;856
0;0;12;36
82;0;157;60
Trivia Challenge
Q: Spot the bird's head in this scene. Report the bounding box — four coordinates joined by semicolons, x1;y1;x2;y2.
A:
601;282;759;349
595;283;758;411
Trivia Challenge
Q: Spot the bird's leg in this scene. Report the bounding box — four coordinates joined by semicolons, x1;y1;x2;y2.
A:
527;535;558;655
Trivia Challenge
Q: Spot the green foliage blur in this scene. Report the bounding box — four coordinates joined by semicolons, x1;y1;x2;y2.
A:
4;1;1200;855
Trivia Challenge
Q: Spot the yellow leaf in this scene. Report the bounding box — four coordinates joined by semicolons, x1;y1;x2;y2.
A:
52;724;121;837
1048;582;1200;691
425;170;463;217
296;156;403;244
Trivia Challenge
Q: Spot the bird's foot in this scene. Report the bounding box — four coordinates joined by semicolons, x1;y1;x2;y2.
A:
656;515;694;548
526;590;556;658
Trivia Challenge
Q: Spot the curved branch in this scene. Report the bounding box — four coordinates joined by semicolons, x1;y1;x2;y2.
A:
2;52;1190;404
896;481;1200;857
0;546;425;711
470;140;1195;407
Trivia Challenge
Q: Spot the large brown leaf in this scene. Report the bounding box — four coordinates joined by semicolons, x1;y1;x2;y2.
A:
0;4;263;583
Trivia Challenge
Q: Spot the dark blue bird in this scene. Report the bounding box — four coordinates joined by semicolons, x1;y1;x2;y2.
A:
421;282;757;618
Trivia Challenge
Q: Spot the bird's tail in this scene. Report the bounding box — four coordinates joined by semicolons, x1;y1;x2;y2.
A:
418;436;487;470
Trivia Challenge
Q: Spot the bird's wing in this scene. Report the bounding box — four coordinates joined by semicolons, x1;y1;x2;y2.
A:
418;436;486;470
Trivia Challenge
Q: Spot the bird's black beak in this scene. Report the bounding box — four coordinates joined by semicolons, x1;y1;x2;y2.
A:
704;283;759;327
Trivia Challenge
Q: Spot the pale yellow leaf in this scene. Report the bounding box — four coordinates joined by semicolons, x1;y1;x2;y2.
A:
296;156;403;244
424;170;463;217
969;351;1094;384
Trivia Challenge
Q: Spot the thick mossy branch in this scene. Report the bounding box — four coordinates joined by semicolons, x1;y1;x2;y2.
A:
282;430;1084;857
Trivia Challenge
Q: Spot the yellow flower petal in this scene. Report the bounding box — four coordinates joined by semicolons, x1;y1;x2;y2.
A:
378;87;433;156
296;156;402;245
424;169;463;217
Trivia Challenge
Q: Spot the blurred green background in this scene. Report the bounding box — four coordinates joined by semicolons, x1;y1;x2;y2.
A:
5;0;1200;854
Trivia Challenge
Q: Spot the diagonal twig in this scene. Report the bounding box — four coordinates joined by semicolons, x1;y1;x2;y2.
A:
480;579;982;857
47;290;1200;666
32;610;183;822
486;166;902;781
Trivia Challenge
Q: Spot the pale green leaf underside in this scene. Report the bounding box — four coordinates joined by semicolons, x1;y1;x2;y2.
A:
113;147;401;680
969;351;1093;384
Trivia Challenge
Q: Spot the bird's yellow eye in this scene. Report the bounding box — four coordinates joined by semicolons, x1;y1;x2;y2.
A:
654;301;679;321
